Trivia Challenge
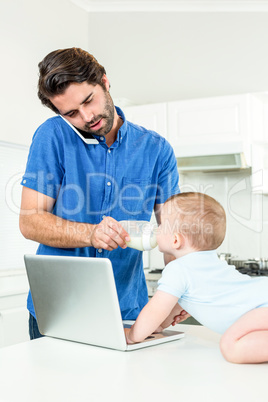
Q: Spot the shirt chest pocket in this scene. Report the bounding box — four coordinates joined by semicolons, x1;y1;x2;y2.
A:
119;177;152;216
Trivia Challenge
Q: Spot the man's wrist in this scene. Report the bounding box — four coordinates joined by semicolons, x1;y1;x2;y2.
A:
86;223;97;247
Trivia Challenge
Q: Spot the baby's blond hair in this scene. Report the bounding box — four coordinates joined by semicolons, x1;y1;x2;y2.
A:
165;192;226;251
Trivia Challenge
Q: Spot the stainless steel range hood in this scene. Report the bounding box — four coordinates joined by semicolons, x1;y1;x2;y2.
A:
176;152;251;173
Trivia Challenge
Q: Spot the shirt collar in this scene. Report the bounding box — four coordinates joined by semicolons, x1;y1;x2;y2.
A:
115;106;128;144
61;106;128;146
93;106;128;147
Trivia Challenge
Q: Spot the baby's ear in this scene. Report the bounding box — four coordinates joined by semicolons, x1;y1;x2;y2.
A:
172;233;183;249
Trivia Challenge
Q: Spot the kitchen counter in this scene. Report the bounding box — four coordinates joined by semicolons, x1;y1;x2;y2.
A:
0;324;267;402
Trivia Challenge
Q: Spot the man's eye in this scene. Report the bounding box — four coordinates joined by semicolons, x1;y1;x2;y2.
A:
67;111;77;118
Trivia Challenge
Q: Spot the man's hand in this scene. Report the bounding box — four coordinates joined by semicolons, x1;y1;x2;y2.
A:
19;189;130;250
90;216;130;251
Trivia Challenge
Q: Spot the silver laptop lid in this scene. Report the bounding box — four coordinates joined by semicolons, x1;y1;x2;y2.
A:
24;255;127;350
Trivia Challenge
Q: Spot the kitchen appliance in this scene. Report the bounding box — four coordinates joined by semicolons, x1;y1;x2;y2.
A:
145;255;268;297
176;153;250;173
218;253;268;276
231;258;268;277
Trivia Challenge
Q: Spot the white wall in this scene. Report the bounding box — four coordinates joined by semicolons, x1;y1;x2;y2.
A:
0;0;89;146
87;12;268;105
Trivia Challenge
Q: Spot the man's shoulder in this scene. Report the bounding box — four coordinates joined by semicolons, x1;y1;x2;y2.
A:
36;115;64;131
32;116;68;144
126;120;170;149
126;120;163;138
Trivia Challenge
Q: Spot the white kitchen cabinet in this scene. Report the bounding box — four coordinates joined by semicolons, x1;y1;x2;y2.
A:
124;94;267;165
0;270;29;347
124;103;168;138
251;142;268;194
167;93;268;191
124;93;268;191
167;94;257;160
0;306;29;347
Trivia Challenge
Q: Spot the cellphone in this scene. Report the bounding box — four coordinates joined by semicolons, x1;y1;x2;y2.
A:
60;115;99;144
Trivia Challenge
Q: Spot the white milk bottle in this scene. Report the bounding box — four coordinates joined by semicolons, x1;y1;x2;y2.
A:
120;220;157;251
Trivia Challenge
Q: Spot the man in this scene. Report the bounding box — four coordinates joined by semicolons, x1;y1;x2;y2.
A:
20;48;180;339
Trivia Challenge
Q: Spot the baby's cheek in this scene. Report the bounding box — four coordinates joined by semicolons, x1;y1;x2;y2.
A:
157;242;164;253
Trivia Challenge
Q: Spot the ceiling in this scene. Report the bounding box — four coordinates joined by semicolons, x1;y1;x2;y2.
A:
70;0;268;12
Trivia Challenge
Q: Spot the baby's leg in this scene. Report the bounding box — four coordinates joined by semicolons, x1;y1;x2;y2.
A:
220;307;268;364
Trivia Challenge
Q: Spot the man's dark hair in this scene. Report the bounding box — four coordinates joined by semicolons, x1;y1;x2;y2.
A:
38;48;106;113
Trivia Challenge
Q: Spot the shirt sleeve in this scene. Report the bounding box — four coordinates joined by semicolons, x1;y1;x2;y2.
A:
157;260;188;298
155;139;180;204
21;119;64;199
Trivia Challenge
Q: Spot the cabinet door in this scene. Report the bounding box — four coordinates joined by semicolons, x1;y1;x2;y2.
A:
124;103;168;138
167;94;251;157
0;307;29;347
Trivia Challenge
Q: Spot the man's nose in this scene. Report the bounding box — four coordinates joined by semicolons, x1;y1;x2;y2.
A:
80;108;94;123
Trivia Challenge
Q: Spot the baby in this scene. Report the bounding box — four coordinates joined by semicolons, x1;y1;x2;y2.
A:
125;192;268;364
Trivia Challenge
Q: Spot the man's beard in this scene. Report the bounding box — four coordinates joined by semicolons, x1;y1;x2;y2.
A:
82;89;115;137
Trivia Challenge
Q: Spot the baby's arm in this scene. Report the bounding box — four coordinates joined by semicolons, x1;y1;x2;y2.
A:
154;304;190;332
126;290;179;344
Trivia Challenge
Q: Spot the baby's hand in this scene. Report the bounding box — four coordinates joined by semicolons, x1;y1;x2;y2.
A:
172;310;190;326
124;327;135;344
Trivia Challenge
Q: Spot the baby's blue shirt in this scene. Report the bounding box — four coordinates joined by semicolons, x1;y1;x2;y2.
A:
158;250;268;334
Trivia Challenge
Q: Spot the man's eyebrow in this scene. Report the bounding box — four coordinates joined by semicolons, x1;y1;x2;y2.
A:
62;92;93;116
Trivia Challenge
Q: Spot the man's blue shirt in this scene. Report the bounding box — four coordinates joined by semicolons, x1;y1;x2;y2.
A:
21;107;180;320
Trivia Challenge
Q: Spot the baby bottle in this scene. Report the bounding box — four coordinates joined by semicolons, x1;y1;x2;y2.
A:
120;220;157;251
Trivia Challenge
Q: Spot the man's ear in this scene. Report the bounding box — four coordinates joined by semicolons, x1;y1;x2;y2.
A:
102;74;110;91
172;233;184;250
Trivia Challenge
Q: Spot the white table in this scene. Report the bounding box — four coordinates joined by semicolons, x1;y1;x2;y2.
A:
0;324;267;402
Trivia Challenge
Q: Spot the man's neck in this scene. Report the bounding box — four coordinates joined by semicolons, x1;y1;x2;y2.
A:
105;108;123;147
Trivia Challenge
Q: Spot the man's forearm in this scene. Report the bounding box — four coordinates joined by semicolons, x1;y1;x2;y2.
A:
19;211;96;248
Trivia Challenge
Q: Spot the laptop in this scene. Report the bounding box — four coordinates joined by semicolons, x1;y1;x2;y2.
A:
24;255;184;351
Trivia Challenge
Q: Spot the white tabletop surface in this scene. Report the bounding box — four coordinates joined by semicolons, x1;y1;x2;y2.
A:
0;324;267;402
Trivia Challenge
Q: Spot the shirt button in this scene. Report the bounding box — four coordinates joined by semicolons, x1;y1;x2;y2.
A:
108;149;111;153
98;248;102;253
107;181;111;186
100;136;104;141
23;179;26;184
